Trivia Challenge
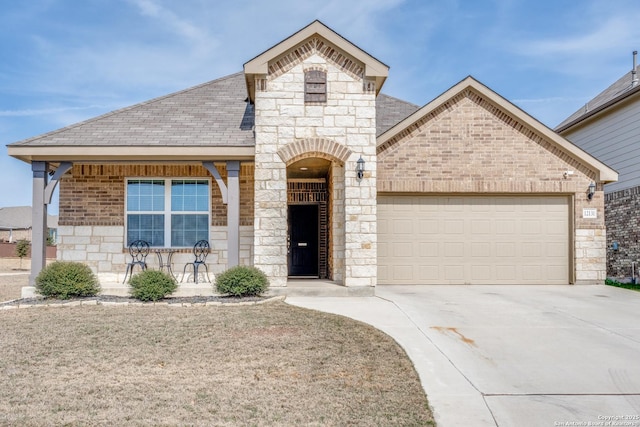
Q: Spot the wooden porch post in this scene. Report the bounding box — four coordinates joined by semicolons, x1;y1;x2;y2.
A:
30;161;48;285
226;161;240;268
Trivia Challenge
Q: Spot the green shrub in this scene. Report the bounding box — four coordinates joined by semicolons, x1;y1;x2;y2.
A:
129;270;177;301
215;265;269;297
35;261;100;299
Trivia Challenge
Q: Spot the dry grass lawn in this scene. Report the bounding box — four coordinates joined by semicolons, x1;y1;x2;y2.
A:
0;272;27;302
0;299;434;426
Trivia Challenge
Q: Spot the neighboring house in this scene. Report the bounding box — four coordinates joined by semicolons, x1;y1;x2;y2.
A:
7;21;617;291
556;51;639;280
0;206;57;243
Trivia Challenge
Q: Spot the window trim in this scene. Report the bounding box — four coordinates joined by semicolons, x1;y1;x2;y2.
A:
125;177;211;248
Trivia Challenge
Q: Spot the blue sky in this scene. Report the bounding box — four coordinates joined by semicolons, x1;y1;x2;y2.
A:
2;0;640;213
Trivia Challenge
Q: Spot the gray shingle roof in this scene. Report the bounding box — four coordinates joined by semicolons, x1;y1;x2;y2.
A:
376;94;419;136
0;206;57;229
556;65;640;131
8;72;418;149
9;72;255;148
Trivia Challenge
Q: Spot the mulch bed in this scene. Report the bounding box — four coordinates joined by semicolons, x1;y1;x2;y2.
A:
0;294;271;307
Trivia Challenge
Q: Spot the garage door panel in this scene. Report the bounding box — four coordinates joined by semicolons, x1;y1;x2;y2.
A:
418;219;439;234
471;219;491;234
393;219;413;234
378;195;569;285
419;242;439;257
471;242;491;257
444;265;465;280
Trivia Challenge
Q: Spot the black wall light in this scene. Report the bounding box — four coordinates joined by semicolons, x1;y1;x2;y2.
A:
587;182;596;200
356;156;365;180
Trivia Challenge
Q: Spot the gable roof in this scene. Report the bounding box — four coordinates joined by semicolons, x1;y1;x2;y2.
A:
378;76;618;183
0;206;57;230
243;20;389;102
7;70;416;163
556;64;640;132
8;73;256;163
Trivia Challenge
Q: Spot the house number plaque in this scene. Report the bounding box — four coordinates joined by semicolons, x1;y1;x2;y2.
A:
582;208;597;219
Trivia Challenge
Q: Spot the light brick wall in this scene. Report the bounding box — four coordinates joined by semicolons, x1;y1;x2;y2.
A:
253;49;377;287
378;89;606;284
59;164;254;227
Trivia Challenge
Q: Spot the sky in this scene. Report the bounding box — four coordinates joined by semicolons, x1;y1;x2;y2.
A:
1;0;640;214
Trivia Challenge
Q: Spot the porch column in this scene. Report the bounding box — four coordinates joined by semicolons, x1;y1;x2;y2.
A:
226;161;240;268
30;161;48;285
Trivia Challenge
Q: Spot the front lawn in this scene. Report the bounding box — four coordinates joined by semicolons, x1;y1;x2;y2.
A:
0;302;434;426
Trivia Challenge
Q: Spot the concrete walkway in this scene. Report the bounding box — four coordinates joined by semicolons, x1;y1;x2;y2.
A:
287;285;640;427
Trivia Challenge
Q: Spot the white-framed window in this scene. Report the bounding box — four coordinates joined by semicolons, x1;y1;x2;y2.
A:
125;178;210;248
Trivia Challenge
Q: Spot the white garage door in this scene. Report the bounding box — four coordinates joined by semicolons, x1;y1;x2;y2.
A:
378;195;570;285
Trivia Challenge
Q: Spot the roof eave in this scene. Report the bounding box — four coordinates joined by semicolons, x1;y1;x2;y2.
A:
7;145;256;163
556;85;640;133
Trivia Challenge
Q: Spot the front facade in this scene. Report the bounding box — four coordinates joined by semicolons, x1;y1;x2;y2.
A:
8;21;616;292
557;52;639;280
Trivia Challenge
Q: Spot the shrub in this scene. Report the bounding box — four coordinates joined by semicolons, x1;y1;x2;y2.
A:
129;270;177;301
36;261;100;299
215;265;269;297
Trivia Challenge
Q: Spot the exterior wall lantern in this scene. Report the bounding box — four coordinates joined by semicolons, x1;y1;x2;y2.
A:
356;156;365;181
587;182;596;200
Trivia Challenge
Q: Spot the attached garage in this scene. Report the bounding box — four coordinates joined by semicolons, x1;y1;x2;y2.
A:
378;195;571;285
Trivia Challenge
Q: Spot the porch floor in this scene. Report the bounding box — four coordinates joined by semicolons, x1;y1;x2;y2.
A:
268;279;374;297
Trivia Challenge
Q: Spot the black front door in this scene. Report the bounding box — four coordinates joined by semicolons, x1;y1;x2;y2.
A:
288;204;319;276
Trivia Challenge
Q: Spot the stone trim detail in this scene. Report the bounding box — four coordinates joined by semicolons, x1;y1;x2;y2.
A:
277;138;352;165
268;37;364;82
377;89;595;180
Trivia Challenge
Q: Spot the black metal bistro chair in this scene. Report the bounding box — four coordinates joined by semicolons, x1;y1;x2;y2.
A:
123;240;150;283
182;240;210;284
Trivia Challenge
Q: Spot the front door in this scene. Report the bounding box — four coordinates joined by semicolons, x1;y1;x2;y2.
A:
288;204;319;276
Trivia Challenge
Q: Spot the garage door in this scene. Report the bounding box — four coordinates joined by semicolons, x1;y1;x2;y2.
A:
378;195;570;285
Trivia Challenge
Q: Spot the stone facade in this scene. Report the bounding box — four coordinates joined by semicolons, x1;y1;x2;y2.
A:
604;186;640;280
378;88;607;284
253;39;378;288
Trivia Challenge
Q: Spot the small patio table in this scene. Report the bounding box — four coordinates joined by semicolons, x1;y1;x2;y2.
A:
155;249;176;280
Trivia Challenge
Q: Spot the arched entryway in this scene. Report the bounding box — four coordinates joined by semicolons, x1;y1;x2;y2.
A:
287;157;331;278
278;138;351;283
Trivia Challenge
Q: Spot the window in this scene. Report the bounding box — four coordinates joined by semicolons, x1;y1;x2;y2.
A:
305;69;327;103
126;179;210;247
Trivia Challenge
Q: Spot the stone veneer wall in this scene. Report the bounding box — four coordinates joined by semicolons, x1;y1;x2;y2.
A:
604;186;640;280
378;89;607;284
56;163;254;283
253;47;377;287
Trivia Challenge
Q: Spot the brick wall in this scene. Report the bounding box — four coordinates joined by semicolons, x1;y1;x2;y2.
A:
378;88;607;284
60;163;254;226
604;186;640;279
56;162;255;283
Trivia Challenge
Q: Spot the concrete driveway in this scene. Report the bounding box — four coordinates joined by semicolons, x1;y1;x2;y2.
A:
287;285;640;427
